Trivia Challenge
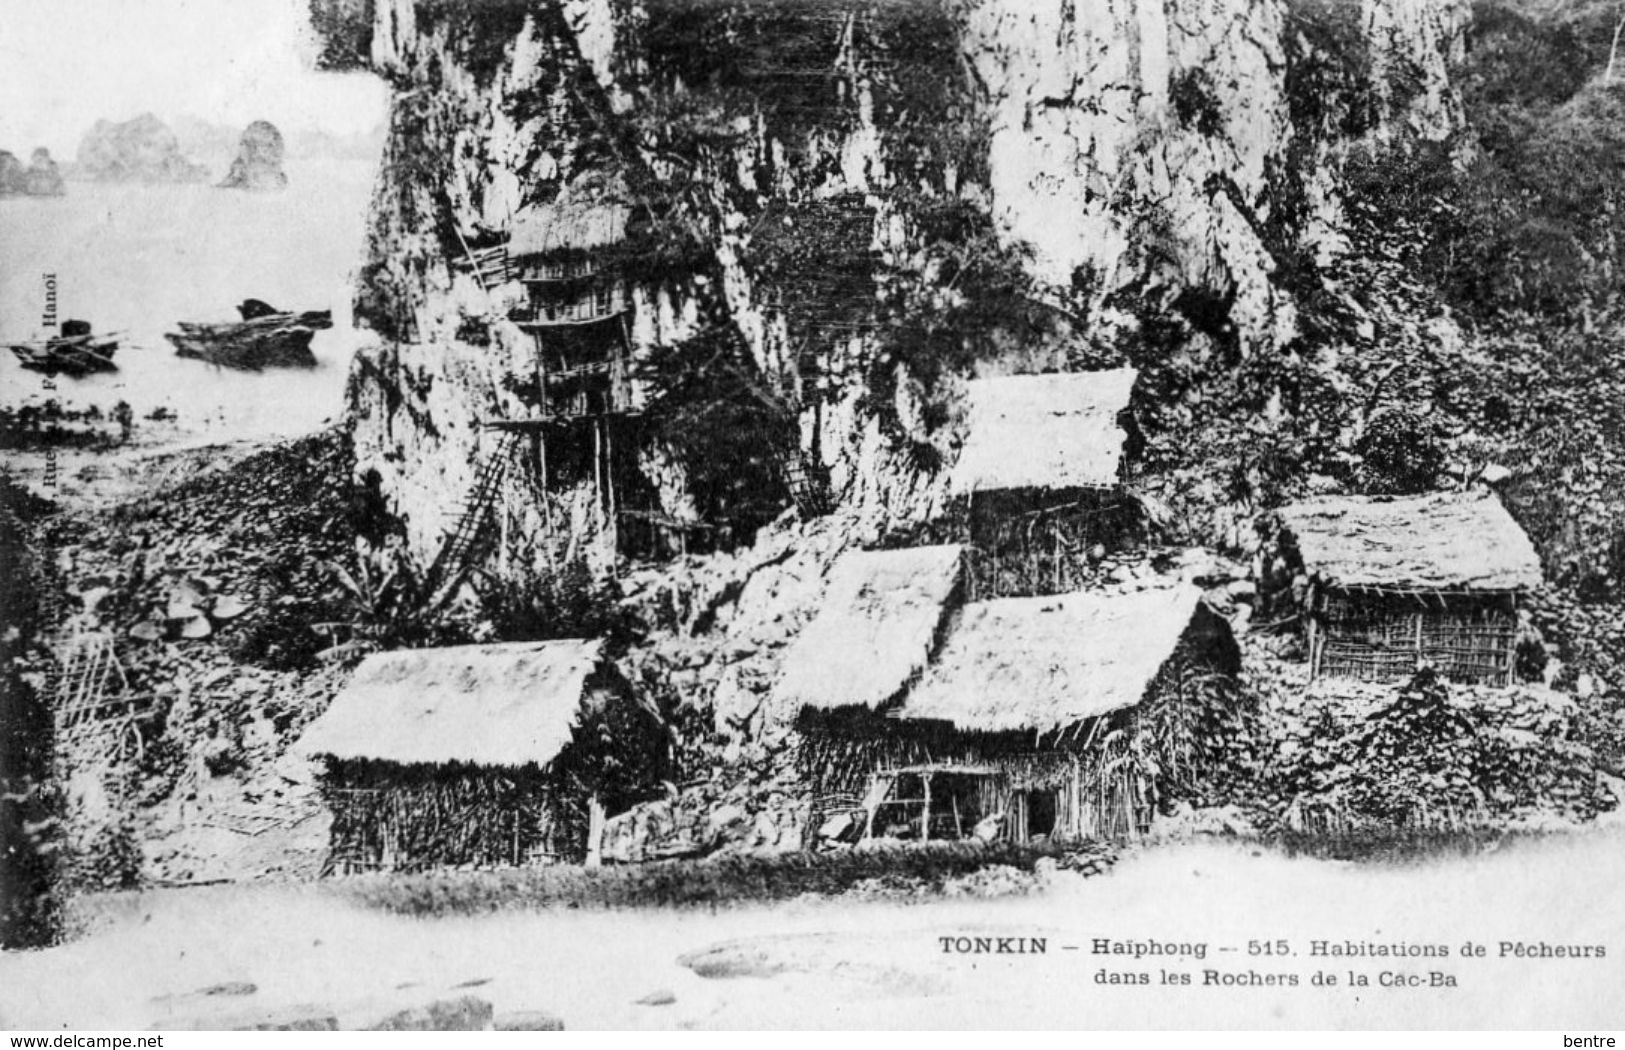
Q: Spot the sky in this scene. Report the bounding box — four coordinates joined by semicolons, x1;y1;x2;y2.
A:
0;0;389;156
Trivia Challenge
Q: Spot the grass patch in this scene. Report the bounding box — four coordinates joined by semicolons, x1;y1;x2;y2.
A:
329;841;1093;916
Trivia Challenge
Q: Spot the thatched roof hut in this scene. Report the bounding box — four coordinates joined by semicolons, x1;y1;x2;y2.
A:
776;544;964;713
896;585;1231;735
949;368;1137;494
509;199;632;259
296;639;612;768
297;639;666;872
1275;490;1541;592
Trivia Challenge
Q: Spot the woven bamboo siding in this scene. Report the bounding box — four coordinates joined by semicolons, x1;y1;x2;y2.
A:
320;763;582;874
800;730;1153;843
962;489;1139;600
1311;589;1518;686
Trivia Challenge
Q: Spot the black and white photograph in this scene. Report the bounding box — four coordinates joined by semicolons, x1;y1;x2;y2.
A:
2;0;1624;1034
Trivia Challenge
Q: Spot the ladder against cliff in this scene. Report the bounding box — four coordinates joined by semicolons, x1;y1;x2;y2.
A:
780;448;832;519
425;433;521;600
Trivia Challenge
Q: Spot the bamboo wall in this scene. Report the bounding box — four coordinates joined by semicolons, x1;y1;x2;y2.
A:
961;488;1140;600
800;714;1153;844
1309;588;1518;686
319;761;584;874
798;625;1243;846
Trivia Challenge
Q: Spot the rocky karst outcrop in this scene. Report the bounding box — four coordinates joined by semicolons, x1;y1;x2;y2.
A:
22;148;65;196
328;0;1466;570
217;121;289;191
0;150;27;195
74;114;209;183
309;0;1485;855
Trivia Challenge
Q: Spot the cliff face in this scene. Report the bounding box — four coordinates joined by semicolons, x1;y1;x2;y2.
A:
328;0;1468;762
337;0;1465;555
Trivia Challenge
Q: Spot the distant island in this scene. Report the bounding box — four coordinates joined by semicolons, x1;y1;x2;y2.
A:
216;120;288;191
74;113;208;184
0;147;65;196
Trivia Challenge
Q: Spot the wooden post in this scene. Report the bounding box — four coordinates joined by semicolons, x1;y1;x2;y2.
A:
593;417;605;554
1414;610;1424;672
921;773;932;842
533;332;553;533
586;793;605;868
606;416;618;558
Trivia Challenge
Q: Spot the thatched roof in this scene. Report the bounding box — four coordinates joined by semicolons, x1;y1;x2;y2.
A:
777;544;964;712
950;367;1137;494
509;199;631;258
896;585;1212;734
1276;490;1542;592
295;640;606;767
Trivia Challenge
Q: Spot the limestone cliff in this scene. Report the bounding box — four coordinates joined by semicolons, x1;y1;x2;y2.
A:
74;114;209;184
322;0;1469;797
217;121;290;191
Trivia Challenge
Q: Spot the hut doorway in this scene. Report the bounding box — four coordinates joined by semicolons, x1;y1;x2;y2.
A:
1014;789;1059;843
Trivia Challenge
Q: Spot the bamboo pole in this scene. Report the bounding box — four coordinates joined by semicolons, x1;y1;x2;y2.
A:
921;773;932;842
586;794;605;868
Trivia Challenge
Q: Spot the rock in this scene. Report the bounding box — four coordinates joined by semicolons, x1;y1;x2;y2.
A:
130;620;164;642
217;120;288;191
494;1009;566;1031
166;600;202;621
179;616;213;640
151;981;259;1005
1481;462;1513;485
22;148;64;196
359;995;493;1031
0;150;23;195
162;1004;338;1031
635;989;676;1007
173;578;209;607
78;586;113;614
76;114;210;183
213;594;249;620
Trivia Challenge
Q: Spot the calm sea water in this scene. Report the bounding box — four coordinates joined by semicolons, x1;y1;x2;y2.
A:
0;159;378;442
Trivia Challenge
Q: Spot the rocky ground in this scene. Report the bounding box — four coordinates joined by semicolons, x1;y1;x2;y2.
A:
7;429;359;888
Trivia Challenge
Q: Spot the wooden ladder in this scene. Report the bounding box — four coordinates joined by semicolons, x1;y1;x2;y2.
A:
426;434;520;598
780;449;832;519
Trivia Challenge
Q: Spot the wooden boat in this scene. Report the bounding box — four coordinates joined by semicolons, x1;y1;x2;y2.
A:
9;320;119;377
165;300;333;371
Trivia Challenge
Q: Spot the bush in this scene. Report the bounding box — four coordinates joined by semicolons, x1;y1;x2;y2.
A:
1266;669;1610;841
332;840;1100;915
1354;408;1445;494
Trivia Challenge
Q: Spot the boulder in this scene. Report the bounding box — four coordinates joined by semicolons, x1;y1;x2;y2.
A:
357;994;493;1031
493;1009;566;1031
162;1004;338;1031
130;620;164;642
212;594;249;620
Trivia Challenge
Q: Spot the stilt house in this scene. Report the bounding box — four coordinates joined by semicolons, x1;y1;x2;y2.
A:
1271;491;1542;685
787;564;1240;844
490;184;666;560
296;640;666;873
949;368;1140;599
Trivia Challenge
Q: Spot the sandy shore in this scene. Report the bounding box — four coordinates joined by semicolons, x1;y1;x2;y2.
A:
3;833;1624;1030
